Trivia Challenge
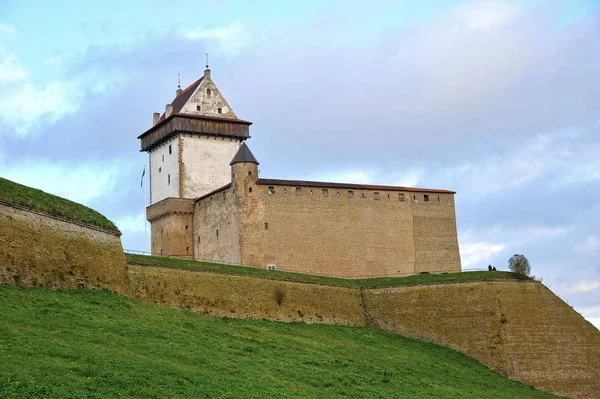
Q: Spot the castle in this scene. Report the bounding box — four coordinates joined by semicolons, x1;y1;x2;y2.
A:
139;67;462;278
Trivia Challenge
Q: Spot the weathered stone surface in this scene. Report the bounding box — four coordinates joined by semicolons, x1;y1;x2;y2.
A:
0;203;129;292
363;281;600;399
127;265;364;326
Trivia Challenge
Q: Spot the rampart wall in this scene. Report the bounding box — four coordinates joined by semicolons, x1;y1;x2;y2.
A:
0;202;129;292
126;265;600;399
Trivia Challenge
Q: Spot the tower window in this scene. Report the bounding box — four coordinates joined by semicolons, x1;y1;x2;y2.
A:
216;229;219;237
218;107;222;114
168;174;171;185
264;223;268;230
207;88;211;96
322;189;329;197
186;247;189;254
158;167;161;173
296;187;302;196
197;105;201;112
185;225;188;230
249;187;253;193
268;186;275;195
169;145;172;154
248;171;252;176
162;155;164;162
399;193;405;201
348;190;354;198
374;192;380;200
424;194;429;201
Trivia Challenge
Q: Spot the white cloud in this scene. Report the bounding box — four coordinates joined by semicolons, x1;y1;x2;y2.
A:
0;23;15;36
0;159;123;205
115;212;148;235
180;22;247;52
453;0;521;31
0;49;79;136
459;230;505;269
575;235;600;254
570;281;600;293
0;50;27;83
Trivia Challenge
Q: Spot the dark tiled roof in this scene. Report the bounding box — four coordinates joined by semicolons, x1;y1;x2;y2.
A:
158;77;204;122
230;143;259;165
256;178;455;194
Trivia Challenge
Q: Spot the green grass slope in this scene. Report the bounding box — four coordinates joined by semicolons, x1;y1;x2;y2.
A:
0;177;119;233
0;285;561;399
126;253;519;288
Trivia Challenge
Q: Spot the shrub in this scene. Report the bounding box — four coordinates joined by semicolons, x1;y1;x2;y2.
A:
508;254;531;277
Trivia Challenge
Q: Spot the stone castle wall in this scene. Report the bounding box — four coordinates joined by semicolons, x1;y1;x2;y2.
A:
194;186;241;264
147;198;193;258
190;164;461;278
0;202;129;292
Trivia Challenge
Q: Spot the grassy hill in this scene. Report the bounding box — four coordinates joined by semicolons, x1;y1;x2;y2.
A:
0;285;561;398
0;177;119;233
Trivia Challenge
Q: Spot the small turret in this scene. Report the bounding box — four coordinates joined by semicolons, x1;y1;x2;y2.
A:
230;143;259;196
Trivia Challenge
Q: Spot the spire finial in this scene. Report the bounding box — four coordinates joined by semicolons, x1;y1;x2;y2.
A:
177;74;181;90
205;53;209;69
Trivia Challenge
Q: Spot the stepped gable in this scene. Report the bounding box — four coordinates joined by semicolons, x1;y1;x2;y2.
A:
230;143;259;165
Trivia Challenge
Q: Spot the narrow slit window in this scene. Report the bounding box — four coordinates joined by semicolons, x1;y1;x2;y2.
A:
218;107;222;114
248;171;252;176
296;187;302;196
162;155;164;162
268;186;275;195
374;192;380;200
169;145;172;154
438;195;440;201
249;187;253;193
322;189;329;197
348;190;354;198
168;174;171;185
186;247;189;254
196;105;201;111
207;88;211;96
424;194;429;201
216;229;219;237
264;223;268;230
185;225;188;230
158;167;161;172
399;193;405;201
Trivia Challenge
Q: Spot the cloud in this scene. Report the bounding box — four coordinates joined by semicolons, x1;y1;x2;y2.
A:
453;0;522;31
0;23;15;36
180;22;247;53
0;159;123;205
0;49;27;83
459;230;505;269
575;236;600;254
570;281;600;293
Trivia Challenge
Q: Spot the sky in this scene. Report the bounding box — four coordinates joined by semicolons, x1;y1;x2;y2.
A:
1;0;599;327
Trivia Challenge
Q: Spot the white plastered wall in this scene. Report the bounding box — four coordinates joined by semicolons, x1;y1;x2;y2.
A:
180;76;237;119
149;136;180;204
180;135;241;198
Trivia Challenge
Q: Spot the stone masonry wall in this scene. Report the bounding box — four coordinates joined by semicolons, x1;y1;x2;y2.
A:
127;265;364;325
147;198;193;258
0;202;129;292
362;281;600;399
193;187;241;264
235;173;460;278
411;193;462;273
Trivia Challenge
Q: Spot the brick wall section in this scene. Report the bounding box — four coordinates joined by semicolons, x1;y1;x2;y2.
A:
193;187;241;264
225;168;461;277
362;281;600;399
411;193;461;273
127;265;364;325
147;198;194;258
0;202;129;292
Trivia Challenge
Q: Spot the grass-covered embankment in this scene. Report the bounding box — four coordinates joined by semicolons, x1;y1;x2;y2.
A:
0;285;560;398
0;177;119;233
126;253;520;288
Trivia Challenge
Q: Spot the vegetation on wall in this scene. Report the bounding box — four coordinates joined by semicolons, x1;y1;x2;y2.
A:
0;177;119;233
126;253;523;288
0;285;561;399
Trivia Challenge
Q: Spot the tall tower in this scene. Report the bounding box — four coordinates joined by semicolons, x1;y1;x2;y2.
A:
139;66;252;257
